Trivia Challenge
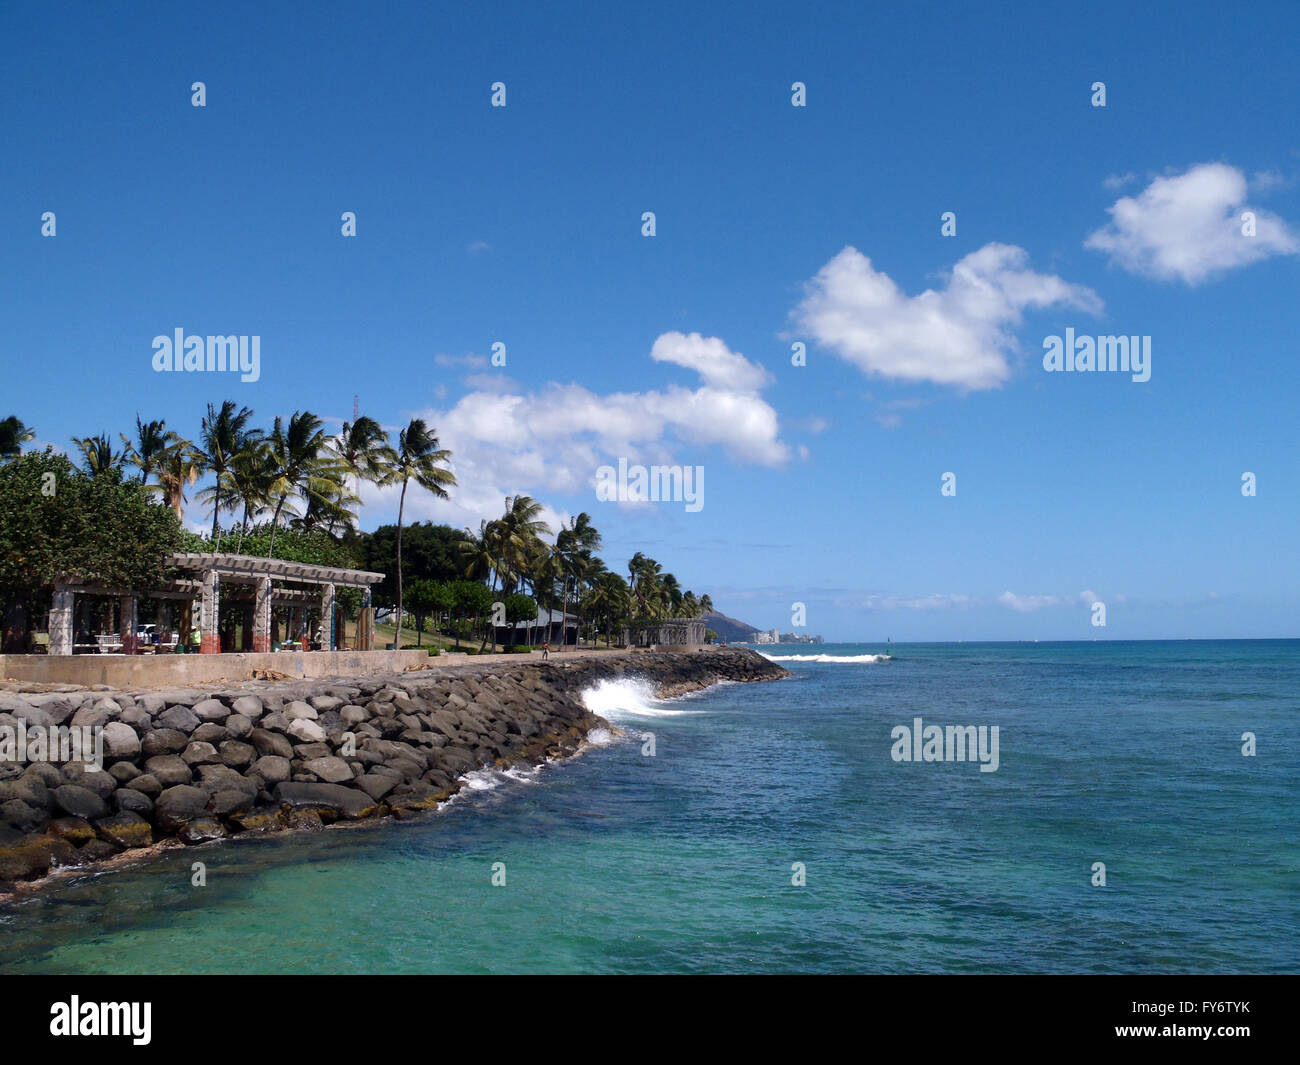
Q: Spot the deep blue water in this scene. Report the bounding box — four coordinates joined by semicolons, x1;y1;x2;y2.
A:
0;640;1296;973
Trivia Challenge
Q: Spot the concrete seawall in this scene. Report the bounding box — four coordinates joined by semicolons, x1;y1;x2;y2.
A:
0;648;788;892
0;649;434;688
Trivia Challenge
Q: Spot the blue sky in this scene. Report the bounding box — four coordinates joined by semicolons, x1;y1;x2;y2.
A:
3;0;1297;640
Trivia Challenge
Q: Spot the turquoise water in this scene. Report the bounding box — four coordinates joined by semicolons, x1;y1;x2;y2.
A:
1;640;1296;974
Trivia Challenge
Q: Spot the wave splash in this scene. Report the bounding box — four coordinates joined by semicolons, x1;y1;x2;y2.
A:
759;652;892;664
580;677;702;720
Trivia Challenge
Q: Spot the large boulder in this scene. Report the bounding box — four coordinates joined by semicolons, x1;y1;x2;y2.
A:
94;811;153;849
231;696;264;719
142;728;190;757
250;755;292;785
155;785;209;831
143;755;193;788
101;721;141;759
250;728;293;759
192;698;230;722
287;718;327;743
51;784;109;821
273;781;382;821
158;705;201;733
302;756;354;784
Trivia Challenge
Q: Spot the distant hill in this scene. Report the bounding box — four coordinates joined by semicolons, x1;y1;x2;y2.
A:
702;609;760;643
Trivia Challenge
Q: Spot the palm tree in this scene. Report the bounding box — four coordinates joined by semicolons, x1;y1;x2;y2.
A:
661;573;683;616
223;438;276;548
333;416;389;497
554;512;601;651
265;410;335;553
71;433;123;476
120;416;170;485
156;436;205;520
198;400;256;539
585;571;632;647
0;416;35;461
383;418;456;642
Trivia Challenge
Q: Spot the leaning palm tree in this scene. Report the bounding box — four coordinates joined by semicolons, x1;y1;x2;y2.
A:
120;416;170;485
198;400;257;539
0;416;35;461
382;418;456;642
71;433;123;476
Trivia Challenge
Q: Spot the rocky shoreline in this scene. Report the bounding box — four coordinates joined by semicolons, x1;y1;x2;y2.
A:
0;648;787;894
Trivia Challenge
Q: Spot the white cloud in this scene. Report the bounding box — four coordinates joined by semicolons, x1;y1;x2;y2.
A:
998;591;1062;613
1102;172;1137;190
361;333;788;531
650;331;773;392
794;244;1101;390
1085;162;1299;284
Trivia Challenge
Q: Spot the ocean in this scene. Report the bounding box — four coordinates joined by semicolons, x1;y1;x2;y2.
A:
0;640;1295;974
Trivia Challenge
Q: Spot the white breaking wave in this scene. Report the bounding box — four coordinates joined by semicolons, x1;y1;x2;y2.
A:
759;652;892;663
580;677;702;720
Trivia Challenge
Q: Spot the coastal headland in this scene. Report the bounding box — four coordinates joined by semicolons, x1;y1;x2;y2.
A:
0;647;787;894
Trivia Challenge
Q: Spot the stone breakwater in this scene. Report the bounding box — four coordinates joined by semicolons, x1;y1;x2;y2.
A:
0;649;787;890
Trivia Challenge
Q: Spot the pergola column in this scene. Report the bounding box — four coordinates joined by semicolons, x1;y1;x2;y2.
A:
120;594;138;653
252;576;272;653
50;583;74;656
200;568;221;653
321;582;336;651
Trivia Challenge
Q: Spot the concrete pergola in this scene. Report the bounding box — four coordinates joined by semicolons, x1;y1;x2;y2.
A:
47;553;385;656
624;617;707;648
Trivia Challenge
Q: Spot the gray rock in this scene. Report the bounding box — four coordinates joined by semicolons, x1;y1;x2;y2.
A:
129;772;162;797
108;761;141;783
181;741;221;765
158;705;201;733
273;781;381;820
355;773;398;801
0;799;46;832
208;789;254;816
219;740;255;768
231;696;264;719
308;695;344;712
250;755;291;785
113;788;153;816
284;700;318;721
70;706;110;729
250;729;293;759
225;713;253;738
52;784;109;820
303;756;354;783
142;728;189;757
155;784;209;829
192;698;230;722
287;718;327;743
143;755;193;788
101;721;141;758
191;722;228;745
